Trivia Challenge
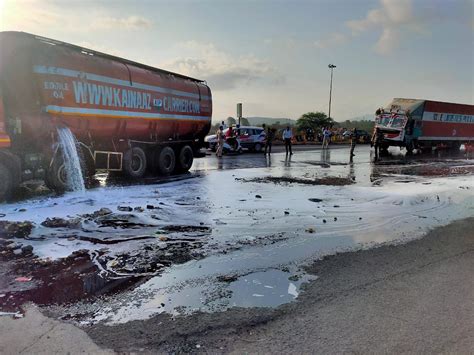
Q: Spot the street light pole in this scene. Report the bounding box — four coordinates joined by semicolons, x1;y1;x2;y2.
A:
328;64;336;120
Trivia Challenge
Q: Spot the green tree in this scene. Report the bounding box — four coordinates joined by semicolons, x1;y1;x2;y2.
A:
333;120;374;132
240;117;250;126
226;116;237;126
296;112;334;132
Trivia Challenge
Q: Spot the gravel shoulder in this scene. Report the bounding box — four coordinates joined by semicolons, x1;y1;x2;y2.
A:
87;217;474;354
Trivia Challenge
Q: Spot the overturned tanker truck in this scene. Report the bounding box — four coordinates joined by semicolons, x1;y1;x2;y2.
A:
0;32;212;201
374;98;474;153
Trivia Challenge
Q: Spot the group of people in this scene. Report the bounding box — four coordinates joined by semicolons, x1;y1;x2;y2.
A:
215;122;387;161
215;123;294;158
215;121;240;157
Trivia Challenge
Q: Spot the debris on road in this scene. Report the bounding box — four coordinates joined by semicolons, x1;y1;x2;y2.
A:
117;206;133;212
0;221;34;239
217;274;239;283
239;176;355;186
41;217;81;229
15;276;32;282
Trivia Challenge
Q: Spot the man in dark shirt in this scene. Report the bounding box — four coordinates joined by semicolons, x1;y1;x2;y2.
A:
264;127;275;154
371;127;385;160
350;128;358;162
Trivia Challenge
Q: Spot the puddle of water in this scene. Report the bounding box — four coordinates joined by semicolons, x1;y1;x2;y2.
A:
227;270;316;308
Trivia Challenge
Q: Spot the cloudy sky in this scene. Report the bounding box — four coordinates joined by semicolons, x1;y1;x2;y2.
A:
1;0;473;121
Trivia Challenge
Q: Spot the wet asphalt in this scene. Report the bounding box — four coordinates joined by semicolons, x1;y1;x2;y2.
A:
0;144;473;322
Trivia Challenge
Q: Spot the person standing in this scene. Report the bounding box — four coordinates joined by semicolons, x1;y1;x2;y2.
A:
264;127;275;155
322;127;331;149
371;127;384;160
216;125;225;157
282;126;293;155
350;128;358;161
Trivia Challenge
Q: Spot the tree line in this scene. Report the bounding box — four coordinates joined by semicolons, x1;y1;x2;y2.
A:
211;112;374;134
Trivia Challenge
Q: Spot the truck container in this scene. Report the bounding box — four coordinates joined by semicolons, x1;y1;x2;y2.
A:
0;32;212;201
374;98;474;153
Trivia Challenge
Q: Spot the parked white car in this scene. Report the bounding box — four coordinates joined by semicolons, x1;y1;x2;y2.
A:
205;126;266;152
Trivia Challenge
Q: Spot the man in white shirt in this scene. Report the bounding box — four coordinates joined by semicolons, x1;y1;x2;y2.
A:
322;127;331;149
282;126;293;155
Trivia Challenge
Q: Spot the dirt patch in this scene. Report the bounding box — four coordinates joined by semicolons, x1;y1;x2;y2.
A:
0;221;34;239
238;176;354;186
0;249;141;312
375;163;474;177
95;214;156;229
0;233;207;311
41;217;81;229
99;240;205;277
161;225;211;233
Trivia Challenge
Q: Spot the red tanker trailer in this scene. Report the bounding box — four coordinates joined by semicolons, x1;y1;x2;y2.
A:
0;32;212;201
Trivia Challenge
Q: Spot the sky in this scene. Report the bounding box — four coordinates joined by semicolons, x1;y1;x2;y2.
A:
1;0;473;122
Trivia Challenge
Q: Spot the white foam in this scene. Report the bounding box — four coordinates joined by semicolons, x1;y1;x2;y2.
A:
57;127;85;192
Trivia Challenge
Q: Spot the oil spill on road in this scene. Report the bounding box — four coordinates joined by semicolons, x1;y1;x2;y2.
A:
0;249;142;313
236;176;355;186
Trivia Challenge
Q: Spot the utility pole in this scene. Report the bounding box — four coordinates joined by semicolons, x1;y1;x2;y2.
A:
328;64;336;120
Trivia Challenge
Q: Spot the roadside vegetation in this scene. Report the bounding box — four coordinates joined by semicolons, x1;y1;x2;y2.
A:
210;112;374;143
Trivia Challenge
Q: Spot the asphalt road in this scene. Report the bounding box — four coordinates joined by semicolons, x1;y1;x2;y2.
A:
1;145;473;354
87;217;474;354
3;217;471;354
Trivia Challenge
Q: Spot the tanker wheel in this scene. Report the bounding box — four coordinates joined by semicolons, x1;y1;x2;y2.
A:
157;146;176;175
176;145;194;173
449;142;461;154
123;147;147;179
0;152;21;201
45;156;68;193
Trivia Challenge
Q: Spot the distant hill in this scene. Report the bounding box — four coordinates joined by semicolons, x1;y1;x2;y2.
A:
340;114;374;122
246;117;295;126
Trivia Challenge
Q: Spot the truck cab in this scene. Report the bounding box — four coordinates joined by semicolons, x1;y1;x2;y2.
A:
374;110;412;151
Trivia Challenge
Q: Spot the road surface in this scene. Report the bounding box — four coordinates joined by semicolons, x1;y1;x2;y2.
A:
0;146;473;353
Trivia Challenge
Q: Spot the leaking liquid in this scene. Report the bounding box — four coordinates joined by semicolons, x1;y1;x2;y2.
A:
57;127;85;192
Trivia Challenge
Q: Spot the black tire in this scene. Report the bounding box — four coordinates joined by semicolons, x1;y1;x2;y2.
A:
157;146;176;175
45;156;68;193
0;151;21;199
176;145;194;173
450;142;461;153
0;161;14;201
123;147;147;179
254;143;262;153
